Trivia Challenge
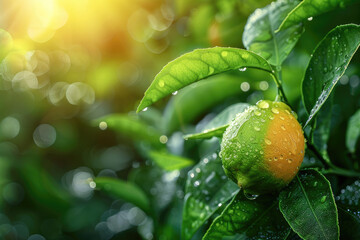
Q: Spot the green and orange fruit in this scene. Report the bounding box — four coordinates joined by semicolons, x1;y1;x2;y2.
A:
220;100;305;195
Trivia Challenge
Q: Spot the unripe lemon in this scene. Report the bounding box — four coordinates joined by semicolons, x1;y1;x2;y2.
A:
220;100;305;195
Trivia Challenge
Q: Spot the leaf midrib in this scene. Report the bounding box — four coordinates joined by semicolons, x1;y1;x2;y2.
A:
296;175;328;239
266;8;280;65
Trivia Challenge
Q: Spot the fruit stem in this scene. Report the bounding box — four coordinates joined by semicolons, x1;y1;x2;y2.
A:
271;67;289;104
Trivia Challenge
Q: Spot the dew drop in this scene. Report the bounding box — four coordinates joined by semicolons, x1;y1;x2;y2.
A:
274;157;278;161
281;125;286;131
221;51;228;57
265;139;272;145
172;91;178;95
244;192;259;200
287;159;292;163
280;116;285;120
321;196;327;203
271;108;279;114
158;80;165;87
239;67;247;72
254;110;261;116
258;101;269;109
313;181;318;187
142;107;148;112
269;115;274;120
307;17;313;21
254;126;261;131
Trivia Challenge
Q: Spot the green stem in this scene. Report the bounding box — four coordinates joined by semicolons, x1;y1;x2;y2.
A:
321;168;360;178
271;67;289;104
307;142;360;177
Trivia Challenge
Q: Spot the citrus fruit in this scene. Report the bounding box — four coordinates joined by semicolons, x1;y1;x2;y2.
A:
220;100;305;195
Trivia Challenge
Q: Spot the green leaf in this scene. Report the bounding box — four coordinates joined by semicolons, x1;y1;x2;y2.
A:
148;151;194;171
95;177;150;213
163;75;253;134
243;0;303;66
137;47;273;112
279;169;339;240
93;114;163;145
346;109;360;153
184;103;249;140
203;192;290;240
312;96;333;161
182;152;239;240
277;0;359;31
302;24;360;127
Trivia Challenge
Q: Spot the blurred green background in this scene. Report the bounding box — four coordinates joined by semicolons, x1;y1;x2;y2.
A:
0;0;359;239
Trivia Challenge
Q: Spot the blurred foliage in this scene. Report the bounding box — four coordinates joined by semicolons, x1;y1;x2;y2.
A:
0;0;359;240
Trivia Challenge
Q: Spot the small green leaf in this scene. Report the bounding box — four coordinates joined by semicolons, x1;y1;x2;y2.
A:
184;103;249;140
148;151;194;171
243;0;303;66
277;0;359;31
137;47;273;112
93;114;163;145
95;177;150;213
182;153;239;240
279;169;339;240
203;192;290;240
302;24;360;127
346;109;360;153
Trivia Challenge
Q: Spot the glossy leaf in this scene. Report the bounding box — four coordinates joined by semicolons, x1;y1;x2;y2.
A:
277;0;358;31
184;103;249;140
346;109;360;153
203;192;290;240
312;96;333;161
302;24;360;127
163;75;250;134
182;152;239;240
93;114;163;145
148;151;194;171
279;169;339;240
137;47;273;112
95;177;150;213
243;0;303;66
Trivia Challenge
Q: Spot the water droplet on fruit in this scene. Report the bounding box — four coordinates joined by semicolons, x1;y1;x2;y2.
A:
280;116;285;120
274;157;278;161
269;115;274;120
258;101;269;109
271;108;279;114
254;110;261;116
265;139;272;145
281;125;286;131
254;126;260;131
